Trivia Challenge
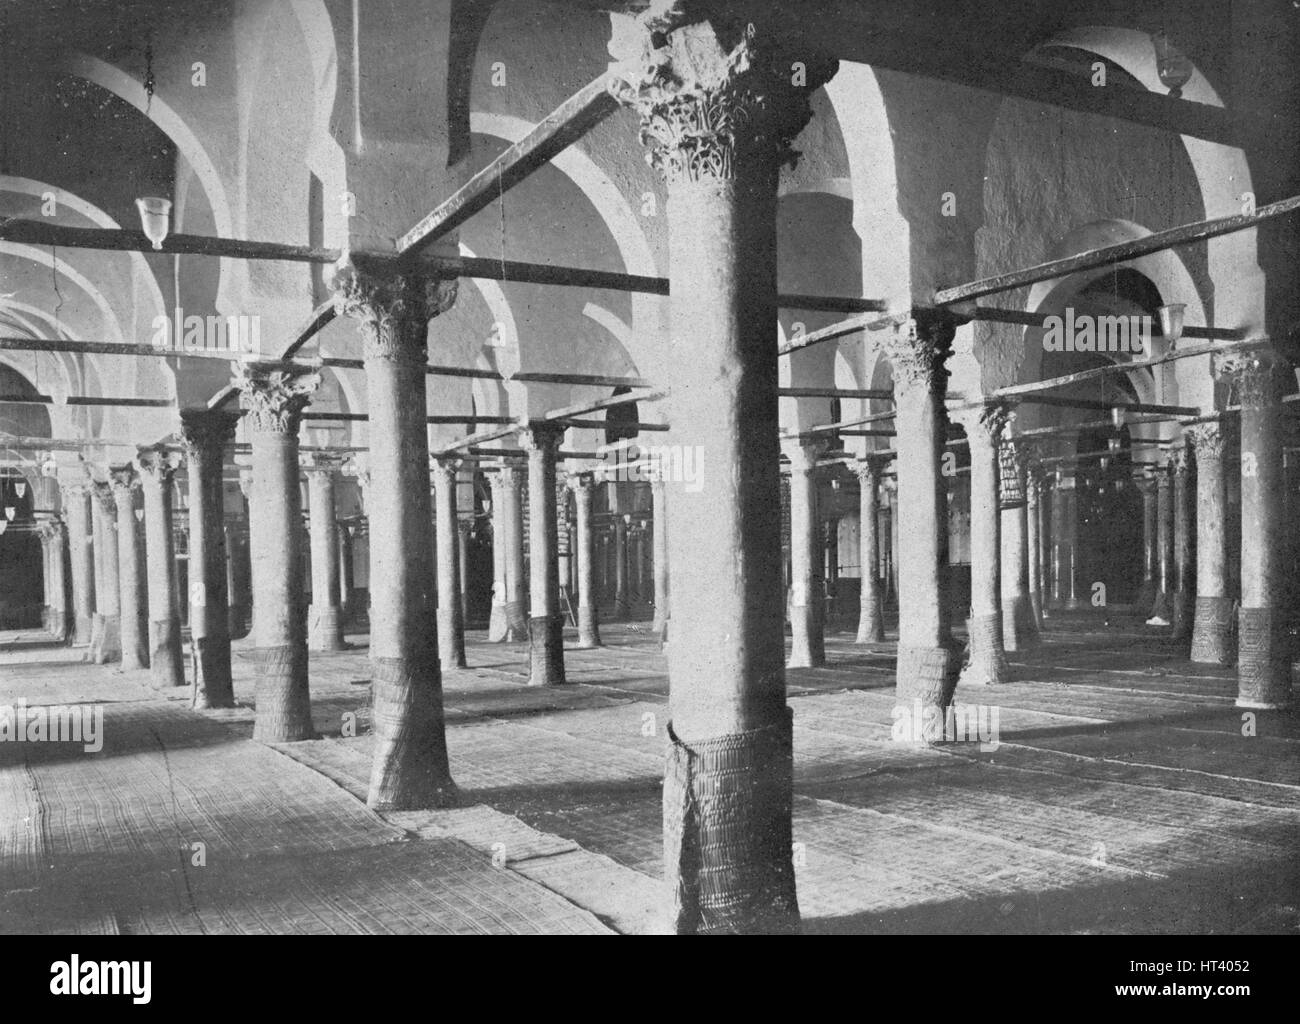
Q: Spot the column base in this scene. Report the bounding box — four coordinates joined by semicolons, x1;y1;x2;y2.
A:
72;613;92;647
894;643;961;743
961;613;1009;686
1236;606;1293;709
228;605;253;642
1190;596;1234;664
854;602;884;645
367;654;459;811
309;605;346;652
1149;588;1171;622
577;604;602;649
121;631;150;672
528;614;566;687
504;601;528;642
1001;594;1039;652
663;710;799;935
252;643;315;743
89;614;121;664
787;605;825;668
190;634;235;708
436;607;467;670
487;602;508;643
148;617;185;688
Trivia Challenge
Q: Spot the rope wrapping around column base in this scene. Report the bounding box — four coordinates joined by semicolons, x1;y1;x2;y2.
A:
487;602;509;643
577;605;602;649
148;617;185;688
503;601;528;642
190;635;234;708
895;643;962;742
787;604;825;668
1190;596;1235;665
961;613;1009;686
663;708;800;935
367;654;458;811
309;604;346;652
1236;606;1293;709
252;643;314;743
528;614;566;687
435;607;467;670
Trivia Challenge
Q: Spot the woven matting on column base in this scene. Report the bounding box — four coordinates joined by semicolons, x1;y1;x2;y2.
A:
190;635;234;708
367;655;458;811
577;605;602;649
663;709;799;935
961;613;1009;686
1190;596;1235;665
503;601;528;642
252;643;315;743
148;617;185;688
528;614;566;687
1236;606;1294;709
787;605;825;668
435;607;467;669
309;605;346;652
895;643;961;743
487;603;508;643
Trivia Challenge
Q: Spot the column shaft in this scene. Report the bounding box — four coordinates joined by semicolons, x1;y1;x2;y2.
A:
137;449;184;687
89;483;121;664
501;466;527;641
570;474;602;647
651;475;669;638
307;461;345;652
1172;447;1195;640
1189;424;1232;663
433;459;466;670
854;459;885;644
786;441;825;668
955;408;1006;683
523;425;565;686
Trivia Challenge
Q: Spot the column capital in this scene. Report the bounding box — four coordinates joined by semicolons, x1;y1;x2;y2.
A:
950;402;1010;451
56;472;91;499
231;361;321;435
108;463;140;496
179;408;240;457
1213;349;1293;408
520;422;566;454
880;310;955;395
135;445;183;483
1170;442;1191;476
781;436;826;472
1185;421;1226;461
304;451;346;476
565;470;596;492
852;451;891;484
608;4;836;185
331;255;457;364
429;454;463;482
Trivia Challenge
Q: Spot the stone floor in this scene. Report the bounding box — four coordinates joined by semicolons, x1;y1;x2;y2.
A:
1;612;1296;934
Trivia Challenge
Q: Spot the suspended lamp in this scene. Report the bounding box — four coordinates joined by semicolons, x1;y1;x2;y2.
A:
135;197;173;250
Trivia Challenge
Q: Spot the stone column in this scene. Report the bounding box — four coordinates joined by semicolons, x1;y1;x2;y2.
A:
522;423;566;686
610;11;834;932
457;517;471;625
999;439;1038;650
136;447;184;687
884;314;961;725
1171;444;1195;641
36;515;68;640
305;453;345;652
568;472;602;648
338;522;355;625
233;362;319;742
1037;475;1052;619
1149;459;1175;623
432;457;467;670
853;455;886;644
500;464;528;641
953;405;1007;684
334;259;458;808
60;479;94;646
110;466;150;670
181;410;239;707
1137;473;1158;614
650;470;669;638
1217;352;1293;708
1027;465;1043;627
785;439;825;668
612;513;630;620
1188;423;1232;663
487;471;509;642
88;480;121;663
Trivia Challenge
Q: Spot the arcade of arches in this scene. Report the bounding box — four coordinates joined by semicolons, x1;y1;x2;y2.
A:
0;0;1297;937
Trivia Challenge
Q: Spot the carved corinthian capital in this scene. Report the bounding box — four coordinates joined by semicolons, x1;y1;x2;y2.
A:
879;311;955;395
608;3;836;184
1185;422;1225;462
331;255;457;364
231;362;321;435
1213;349;1293;409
